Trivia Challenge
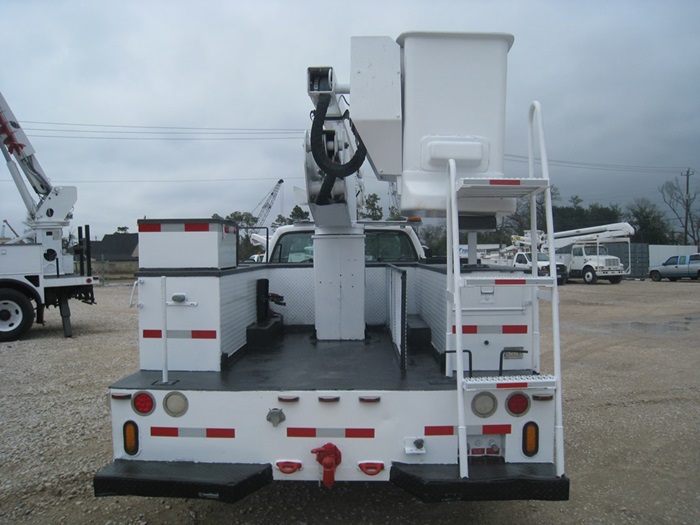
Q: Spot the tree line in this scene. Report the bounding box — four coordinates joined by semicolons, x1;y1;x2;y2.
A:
213;172;697;258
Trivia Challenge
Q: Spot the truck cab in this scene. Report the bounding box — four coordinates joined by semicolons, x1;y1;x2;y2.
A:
264;223;425;264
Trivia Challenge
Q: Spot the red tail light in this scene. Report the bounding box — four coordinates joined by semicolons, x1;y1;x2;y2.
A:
132;391;155;415
506;393;530;416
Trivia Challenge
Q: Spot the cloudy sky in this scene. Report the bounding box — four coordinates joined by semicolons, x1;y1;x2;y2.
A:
2;0;698;240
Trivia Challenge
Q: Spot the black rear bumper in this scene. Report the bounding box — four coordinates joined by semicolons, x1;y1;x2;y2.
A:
94;459;568;504
94;460;272;504
390;462;569;502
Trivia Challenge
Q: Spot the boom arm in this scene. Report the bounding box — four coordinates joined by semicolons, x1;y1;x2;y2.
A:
551;222;635;249
0;91;76;228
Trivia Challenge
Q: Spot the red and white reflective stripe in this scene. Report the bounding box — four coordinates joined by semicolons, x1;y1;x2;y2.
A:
452;324;528;334
424;424;512;436
287;427;375;438
489;179;521;186
143;329;217;339
139;222;237;234
151;426;235;438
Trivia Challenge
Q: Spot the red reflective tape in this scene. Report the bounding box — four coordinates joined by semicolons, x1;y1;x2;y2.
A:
502;325;528;334
143;329;162;338
185;223;210;232
345;428;375;438
495;279;527;285
489;179;520;185
482;424;512;435
287;428;316;438
151;427;178;437
452;325;478;334
191;330;217;339
138;223;161;232
425;425;455;436
206;428;235;438
471;448;485;455
497;382;529;389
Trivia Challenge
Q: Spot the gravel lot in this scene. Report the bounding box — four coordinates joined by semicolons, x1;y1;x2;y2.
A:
1;279;699;524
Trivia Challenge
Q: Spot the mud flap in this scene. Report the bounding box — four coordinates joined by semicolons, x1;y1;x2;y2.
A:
390;462;569;502
94;460;272;504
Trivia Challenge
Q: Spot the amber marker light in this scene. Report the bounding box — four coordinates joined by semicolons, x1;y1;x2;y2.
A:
123;421;139;456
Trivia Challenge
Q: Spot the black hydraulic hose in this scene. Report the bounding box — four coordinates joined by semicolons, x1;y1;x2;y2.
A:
311;94;367;205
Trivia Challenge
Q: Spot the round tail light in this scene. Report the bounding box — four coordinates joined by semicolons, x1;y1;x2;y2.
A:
132;391;155;415
472;392;497;418
506;392;530;416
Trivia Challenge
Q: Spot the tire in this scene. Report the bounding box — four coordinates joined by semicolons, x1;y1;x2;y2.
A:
608;276;623;284
0;289;35;342
582;267;597;285
650;271;662;282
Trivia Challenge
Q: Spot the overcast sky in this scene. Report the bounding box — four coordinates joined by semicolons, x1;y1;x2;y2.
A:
2;0;699;240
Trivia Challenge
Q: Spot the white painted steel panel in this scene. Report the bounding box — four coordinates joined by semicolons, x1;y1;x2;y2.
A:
138;221;237;269
108;384;555;480
350;36;403;180
396;32;514;214
0;244;42;276
313;235;365;340
138;276;223;372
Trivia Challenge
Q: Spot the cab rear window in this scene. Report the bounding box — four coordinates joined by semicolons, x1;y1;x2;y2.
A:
269;231;418;263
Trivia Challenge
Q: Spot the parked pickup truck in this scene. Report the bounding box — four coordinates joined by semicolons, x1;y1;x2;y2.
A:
511;251;568;285
648;253;700;281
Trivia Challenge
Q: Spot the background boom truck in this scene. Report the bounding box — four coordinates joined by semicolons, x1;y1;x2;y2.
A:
94;32;569;503
552;222;634;284
0;92;95;341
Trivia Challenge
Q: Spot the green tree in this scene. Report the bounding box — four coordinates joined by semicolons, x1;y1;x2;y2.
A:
213;211;259;259
417;222;446;257
624;198;673;244
289;205;310;223
387;206;404;221
271;214;290;229
359;193;383;221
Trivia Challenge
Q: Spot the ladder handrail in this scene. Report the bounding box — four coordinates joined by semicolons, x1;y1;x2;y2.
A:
447;158;469;479
529;101;566;477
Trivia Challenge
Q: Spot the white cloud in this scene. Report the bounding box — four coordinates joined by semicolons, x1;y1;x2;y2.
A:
2;0;699;238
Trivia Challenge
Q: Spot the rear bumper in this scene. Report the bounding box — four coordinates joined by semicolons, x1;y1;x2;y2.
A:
94;459;568;504
94;460;272;504
390;462;569;502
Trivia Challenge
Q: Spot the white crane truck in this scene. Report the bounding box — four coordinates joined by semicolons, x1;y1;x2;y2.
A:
552;222;634;284
94;32;569;503
0;92;95;341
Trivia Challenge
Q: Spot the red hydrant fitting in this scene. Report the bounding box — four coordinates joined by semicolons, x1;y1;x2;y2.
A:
311;442;342;488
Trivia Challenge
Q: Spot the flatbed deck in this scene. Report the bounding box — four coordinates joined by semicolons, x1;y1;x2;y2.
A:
111;328;456;392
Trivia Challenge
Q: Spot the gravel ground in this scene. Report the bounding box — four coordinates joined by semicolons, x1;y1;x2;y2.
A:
1;279;699;524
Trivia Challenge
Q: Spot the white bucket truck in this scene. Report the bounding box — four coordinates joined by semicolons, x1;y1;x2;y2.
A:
94;32;568;503
0;92;96;341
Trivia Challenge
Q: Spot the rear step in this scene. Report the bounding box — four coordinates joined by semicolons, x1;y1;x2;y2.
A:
390;462;569;502
94;460;272;503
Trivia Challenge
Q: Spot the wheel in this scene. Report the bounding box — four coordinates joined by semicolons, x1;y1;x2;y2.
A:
582;266;597;284
608;276;623;284
649;271;662;282
0;289;35;342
